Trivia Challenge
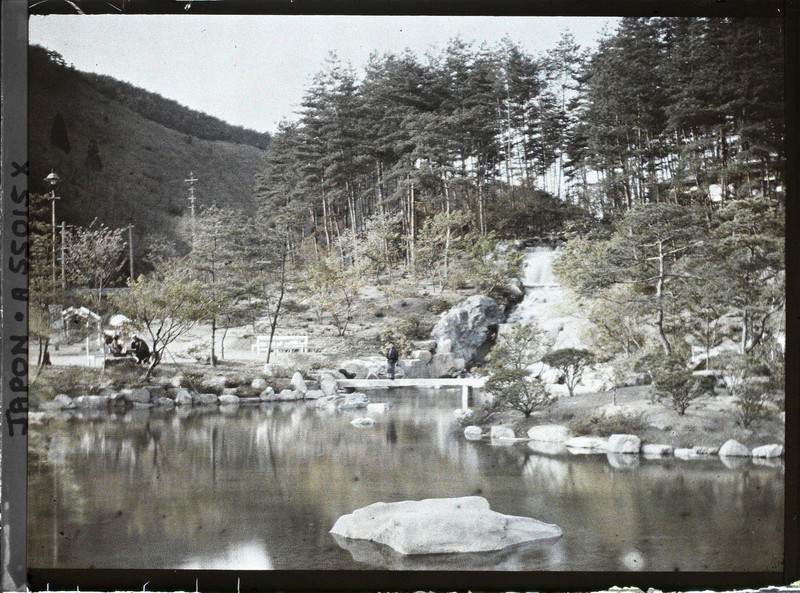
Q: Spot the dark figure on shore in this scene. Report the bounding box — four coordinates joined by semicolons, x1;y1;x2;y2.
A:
130;336;151;364
386;343;399;380
110;336;125;357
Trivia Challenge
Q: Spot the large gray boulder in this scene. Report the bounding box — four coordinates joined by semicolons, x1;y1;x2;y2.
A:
330;497;561;555
431;295;504;366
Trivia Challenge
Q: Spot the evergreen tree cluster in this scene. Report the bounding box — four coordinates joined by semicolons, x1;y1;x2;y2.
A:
256;17;784;262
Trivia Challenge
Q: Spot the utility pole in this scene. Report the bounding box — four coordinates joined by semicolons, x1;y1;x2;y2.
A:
184;171;198;247
127;224;135;282
44;171;61;283
60;221;66;289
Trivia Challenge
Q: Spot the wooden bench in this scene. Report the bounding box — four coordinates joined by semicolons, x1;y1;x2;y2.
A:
252;335;309;355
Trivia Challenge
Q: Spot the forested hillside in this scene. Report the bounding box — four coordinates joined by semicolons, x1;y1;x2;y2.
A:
250;16;784;384
257;17;784;260
28;45;270;253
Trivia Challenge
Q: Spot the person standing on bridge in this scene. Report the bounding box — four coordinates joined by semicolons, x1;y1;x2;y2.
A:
386;343;399;380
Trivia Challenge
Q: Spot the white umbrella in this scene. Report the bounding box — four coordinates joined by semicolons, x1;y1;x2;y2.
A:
108;314;132;327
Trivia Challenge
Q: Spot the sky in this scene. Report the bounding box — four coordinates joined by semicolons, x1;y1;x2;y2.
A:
29;15;618;134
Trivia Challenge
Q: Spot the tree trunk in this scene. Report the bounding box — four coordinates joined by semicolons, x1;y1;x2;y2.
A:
654;240;672;355
266;249;288;365
210;316;217;367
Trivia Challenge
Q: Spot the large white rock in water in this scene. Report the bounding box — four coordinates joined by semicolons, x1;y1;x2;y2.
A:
719;439;751;457
606;434;641;454
330;497;561;555
527;425;573;443
431;295;504;365
752;444;784;458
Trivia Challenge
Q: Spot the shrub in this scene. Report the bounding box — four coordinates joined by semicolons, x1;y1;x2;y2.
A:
568;410;649;437
652;356;713;415
377;328;411;357
541;348;596;397
428;297;453;315
485;367;554;418
734;379;770;428
281;299;309;314
395;313;432;340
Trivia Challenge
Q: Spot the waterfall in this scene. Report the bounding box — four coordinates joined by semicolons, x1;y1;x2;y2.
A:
519;245;559;288
507;246;565;326
503;244;612;392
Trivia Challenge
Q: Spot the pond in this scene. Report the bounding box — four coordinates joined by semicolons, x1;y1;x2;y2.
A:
28;388;783;572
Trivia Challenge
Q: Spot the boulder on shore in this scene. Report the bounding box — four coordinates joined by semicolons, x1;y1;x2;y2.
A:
490;425;516;440
175;390;193;406
565;436;608;453
291;371;308;394
752;444;784;458
464;426;483;440
718;439;751;458
194;393;219;406
330;496;561;555
606;434;641;455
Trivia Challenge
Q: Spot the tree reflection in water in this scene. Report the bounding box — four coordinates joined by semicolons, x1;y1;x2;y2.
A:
27;389;783;571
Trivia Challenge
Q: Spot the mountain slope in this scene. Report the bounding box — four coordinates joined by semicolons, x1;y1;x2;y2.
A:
28;45;270;255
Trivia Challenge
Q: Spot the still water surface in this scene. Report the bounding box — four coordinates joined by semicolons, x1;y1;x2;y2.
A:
28;389;783;571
